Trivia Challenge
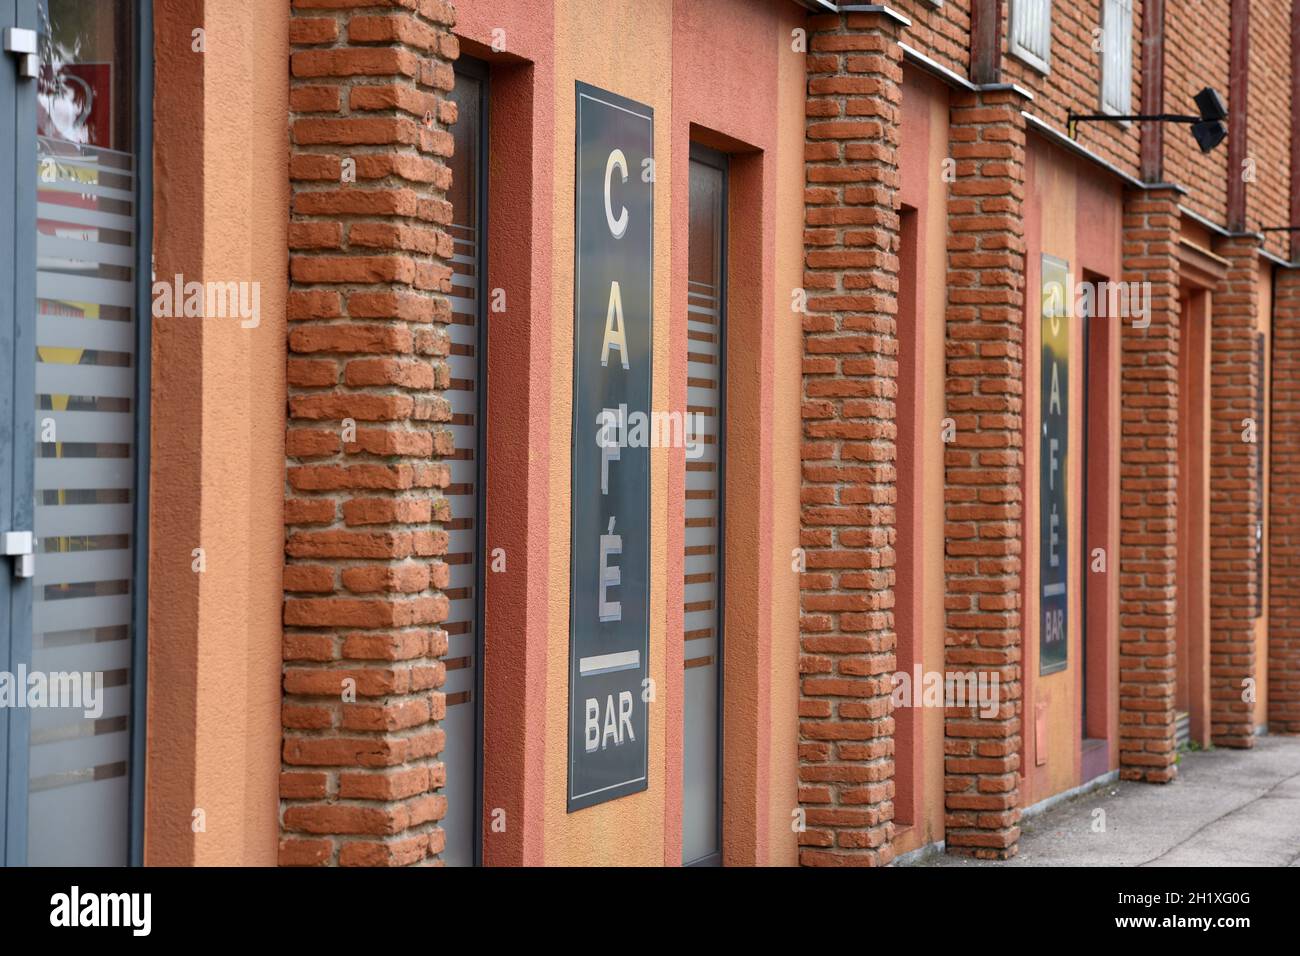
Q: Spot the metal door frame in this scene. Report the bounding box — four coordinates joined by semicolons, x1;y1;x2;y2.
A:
685;142;727;867
1;0;152;866
128;0;154;868
2;0;37;867
451;53;487;867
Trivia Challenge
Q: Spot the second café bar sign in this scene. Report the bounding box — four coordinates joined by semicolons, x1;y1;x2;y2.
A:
568;83;653;811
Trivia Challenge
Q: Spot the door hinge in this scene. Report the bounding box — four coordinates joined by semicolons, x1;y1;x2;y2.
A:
2;531;35;579
3;27;37;80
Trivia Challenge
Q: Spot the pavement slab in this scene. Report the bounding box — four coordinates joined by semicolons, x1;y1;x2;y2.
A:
913;735;1300;867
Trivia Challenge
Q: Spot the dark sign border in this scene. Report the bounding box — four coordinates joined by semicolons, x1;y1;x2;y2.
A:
567;82;654;811
1039;253;1070;676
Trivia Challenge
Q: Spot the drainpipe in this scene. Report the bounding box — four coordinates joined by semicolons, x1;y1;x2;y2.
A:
970;0;1003;85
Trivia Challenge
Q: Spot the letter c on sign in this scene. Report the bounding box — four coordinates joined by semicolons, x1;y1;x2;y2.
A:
604;149;629;239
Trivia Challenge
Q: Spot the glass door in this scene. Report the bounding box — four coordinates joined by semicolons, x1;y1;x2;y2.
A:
1;0;37;866
682;144;726;866
2;0;147;866
442;56;486;867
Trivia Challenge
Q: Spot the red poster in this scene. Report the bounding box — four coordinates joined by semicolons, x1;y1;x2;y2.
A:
38;62;112;147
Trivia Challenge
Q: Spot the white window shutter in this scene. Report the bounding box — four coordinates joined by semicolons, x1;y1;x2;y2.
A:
1009;0;1052;74
1101;0;1134;115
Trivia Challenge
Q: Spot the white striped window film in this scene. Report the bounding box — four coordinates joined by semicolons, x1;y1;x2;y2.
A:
682;155;724;866
1009;0;1052;73
1101;0;1133;115
28;0;140;865
442;65;483;867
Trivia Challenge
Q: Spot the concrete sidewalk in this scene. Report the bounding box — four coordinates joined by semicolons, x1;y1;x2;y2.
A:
914;735;1300;866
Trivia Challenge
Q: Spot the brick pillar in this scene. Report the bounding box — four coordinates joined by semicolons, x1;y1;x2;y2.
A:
280;1;460;866
1208;236;1261;747
942;87;1028;860
1118;186;1181;783
798;7;905;867
1270;268;1300;734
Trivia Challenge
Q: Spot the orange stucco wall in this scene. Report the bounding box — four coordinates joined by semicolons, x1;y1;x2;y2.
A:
541;0;674;867
768;0;804;868
457;0;805;865
1021;135;1124;807
1176;277;1213;746
894;67;949;856
1254;258;1272;730
145;0;286;865
670;0;805;868
455;0;556;870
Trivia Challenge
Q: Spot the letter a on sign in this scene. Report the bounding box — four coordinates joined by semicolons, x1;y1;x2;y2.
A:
602;281;630;369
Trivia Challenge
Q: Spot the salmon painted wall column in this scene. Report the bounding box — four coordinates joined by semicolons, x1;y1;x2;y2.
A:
1252;260;1271;733
1208;235;1262;747
798;7;906;867
454;0;557;870
667;0;804;867
1267;0;1300;744
942;86;1029;860
1270;267;1300;734
280;2;459;866
894;68;951;856
145;0;206;866
1118;186;1182;783
146;0;287;866
540;0;672;866
769;3;809;866
1019;138;1125;804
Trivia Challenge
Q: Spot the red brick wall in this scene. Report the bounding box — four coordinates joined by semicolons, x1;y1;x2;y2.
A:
281;0;460;867
1000;0;1144;179
1118;187;1181;783
1270;268;1300;734
1164;0;1230;224
943;87;1028;859
892;0;1144;179
887;1;1285;243
799;8;904;867
1246;0;1293;259
1209;236;1261;747
892;0;973;77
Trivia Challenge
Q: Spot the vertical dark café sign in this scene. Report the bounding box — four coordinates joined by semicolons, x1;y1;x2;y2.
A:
568;83;654;810
1040;255;1069;675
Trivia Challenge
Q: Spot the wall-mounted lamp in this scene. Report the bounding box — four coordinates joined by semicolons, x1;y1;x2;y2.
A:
1068;87;1228;154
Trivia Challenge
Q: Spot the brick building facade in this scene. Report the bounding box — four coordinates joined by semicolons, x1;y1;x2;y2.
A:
305;0;1291;867
271;0;1300;867
0;0;1294;869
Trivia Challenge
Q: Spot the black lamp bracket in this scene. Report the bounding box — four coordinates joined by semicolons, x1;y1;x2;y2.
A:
1067;113;1206;139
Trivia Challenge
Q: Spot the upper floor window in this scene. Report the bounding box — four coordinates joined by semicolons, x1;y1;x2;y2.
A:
1100;0;1134;115
1009;0;1052;74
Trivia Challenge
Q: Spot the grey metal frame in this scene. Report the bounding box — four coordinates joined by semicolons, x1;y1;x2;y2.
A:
565;82;656;812
128;0;153;867
3;0;37;867
685;142;727;868
0;0;151;866
452;52;488;868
